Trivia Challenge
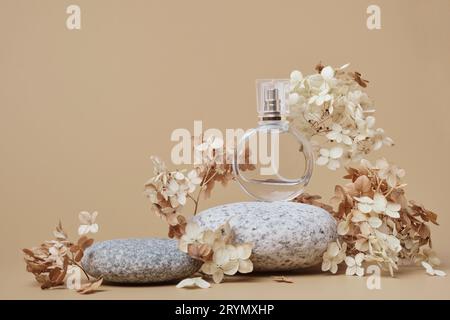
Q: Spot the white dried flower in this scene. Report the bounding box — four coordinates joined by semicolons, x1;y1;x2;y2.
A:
372;128;394;150
422;249;441;266
201;247;238;283
322;241;347;274
354;116;376;142
186;169;202;193
47;243;67;268
421;261;446;277
375;158;405;188
326;123;352;145
345;253;365;277
337;215;351;235
146;156;202;213
372;193;401;218
351;210;383;231
353;196;374;214
78;211;98;235
176;277;210;289
316;147;343;170
194;135;224;166
289;64;393;173
201;243;253;283
290;70;303;87
179;222;204;253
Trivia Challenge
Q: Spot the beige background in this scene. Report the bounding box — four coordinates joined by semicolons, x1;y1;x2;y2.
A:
1;0;449;299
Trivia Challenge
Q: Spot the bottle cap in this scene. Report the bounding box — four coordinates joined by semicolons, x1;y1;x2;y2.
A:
256;79;290;120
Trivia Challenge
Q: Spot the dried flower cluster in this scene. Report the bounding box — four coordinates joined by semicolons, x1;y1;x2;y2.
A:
145;136;255;239
320;159;442;277
144;156;202;238
23;212;103;293
289;63;393;171
145;136;255;286
180;221;253;284
288;63;442;278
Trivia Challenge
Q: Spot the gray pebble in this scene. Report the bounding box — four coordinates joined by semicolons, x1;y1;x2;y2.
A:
81;238;202;284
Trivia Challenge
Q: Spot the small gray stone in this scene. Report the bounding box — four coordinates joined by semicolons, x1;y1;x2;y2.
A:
193;201;337;271
81;238;202;283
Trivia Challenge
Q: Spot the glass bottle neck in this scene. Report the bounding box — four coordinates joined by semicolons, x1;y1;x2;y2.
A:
257;118;289;129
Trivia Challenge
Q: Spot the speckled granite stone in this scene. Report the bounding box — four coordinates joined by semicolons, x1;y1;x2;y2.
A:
81;238;202;283
193;201;337;271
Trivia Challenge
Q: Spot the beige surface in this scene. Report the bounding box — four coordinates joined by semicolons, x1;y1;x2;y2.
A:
3;263;450;300
1;0;449;299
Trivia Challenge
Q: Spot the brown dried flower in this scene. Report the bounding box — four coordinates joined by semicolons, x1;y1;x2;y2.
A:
23;217;102;294
324;160;439;276
77;277;103;294
293;193;334;213
409;201;438;225
350;71;369;88
146;134;255;242
168;215;187;239
315;62;325;73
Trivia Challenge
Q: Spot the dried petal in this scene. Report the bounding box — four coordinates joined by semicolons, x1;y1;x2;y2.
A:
77;278;103;294
176;277;210;289
273;276;294;283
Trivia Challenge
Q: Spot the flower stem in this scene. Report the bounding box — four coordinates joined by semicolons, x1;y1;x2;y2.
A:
203;171;218;186
69;258;91;280
188;193;199;215
192;166;211;215
193;191;201;215
385;186;395;197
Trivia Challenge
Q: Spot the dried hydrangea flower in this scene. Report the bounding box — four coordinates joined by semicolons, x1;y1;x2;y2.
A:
375;158;405;188
345;253;365;277
326;123;353;145
201;243;253;284
372;193;401;218
316;147;343;170
23;218;100;293
289;63;394;172
179;222;205;253
176;277;210;289
421;262;446;277
322;241;347;274
177;220;253;284
325;160;440;277
78;211;99;235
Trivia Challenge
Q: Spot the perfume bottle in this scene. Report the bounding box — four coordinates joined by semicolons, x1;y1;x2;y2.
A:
232;79;314;201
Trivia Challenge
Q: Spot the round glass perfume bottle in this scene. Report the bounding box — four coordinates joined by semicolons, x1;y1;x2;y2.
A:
232;79;314;201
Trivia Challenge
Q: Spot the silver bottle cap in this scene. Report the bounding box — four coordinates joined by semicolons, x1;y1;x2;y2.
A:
256;79;289;120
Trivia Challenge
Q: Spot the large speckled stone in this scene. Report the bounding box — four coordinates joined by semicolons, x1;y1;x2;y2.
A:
81;238;202;283
193;202;337;271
